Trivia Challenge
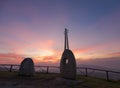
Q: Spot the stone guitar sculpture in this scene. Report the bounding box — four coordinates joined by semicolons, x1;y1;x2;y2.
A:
60;28;76;80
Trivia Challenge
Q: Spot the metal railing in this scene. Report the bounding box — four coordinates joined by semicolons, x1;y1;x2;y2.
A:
0;64;120;81
77;67;120;81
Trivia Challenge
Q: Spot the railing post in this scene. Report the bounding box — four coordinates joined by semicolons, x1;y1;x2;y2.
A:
9;65;13;72
106;71;109;81
46;66;49;74
85;68;88;77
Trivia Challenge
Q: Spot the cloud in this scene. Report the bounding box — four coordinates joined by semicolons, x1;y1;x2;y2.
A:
42;56;57;62
73;42;108;54
73;40;120;59
34;55;59;64
0;20;56;55
0;53;24;64
107;52;120;57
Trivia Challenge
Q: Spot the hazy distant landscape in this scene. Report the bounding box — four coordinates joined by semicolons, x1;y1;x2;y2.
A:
77;57;120;71
35;57;120;71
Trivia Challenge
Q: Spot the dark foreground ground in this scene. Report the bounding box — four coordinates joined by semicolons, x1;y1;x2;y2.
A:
0;72;120;88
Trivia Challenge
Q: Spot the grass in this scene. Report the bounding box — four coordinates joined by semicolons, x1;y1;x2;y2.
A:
0;71;120;88
0;71;17;77
76;75;120;88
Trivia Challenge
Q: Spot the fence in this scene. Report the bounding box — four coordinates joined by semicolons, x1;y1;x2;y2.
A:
0;64;120;81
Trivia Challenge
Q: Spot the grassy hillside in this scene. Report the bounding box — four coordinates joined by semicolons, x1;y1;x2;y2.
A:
77;75;120;88
0;71;120;88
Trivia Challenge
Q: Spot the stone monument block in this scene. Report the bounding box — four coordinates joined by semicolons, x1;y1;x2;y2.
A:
19;58;35;76
60;49;76;80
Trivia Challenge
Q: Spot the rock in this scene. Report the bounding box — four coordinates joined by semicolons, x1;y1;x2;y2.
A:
19;58;35;76
60;49;76;80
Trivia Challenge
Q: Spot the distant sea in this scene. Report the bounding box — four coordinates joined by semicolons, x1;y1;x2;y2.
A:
77;57;120;71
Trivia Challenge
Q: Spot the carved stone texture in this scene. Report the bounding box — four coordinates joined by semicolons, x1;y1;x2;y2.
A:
19;58;35;76
60;49;76;80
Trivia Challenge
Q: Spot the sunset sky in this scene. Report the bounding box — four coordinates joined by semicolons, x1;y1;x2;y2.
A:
0;0;120;65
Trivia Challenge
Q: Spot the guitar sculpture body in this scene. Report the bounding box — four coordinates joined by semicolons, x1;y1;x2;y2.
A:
60;28;76;80
60;49;76;79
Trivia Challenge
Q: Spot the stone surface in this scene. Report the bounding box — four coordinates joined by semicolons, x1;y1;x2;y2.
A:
60;49;76;80
19;58;35;76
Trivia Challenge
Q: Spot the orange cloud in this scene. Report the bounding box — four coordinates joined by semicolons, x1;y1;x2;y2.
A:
34;55;59;64
73;43;106;54
72;41;120;59
42;56;58;62
0;53;24;64
107;52;120;57
0;23;56;55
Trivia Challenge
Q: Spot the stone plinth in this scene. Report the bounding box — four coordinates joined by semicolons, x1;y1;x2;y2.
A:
19;58;35;76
